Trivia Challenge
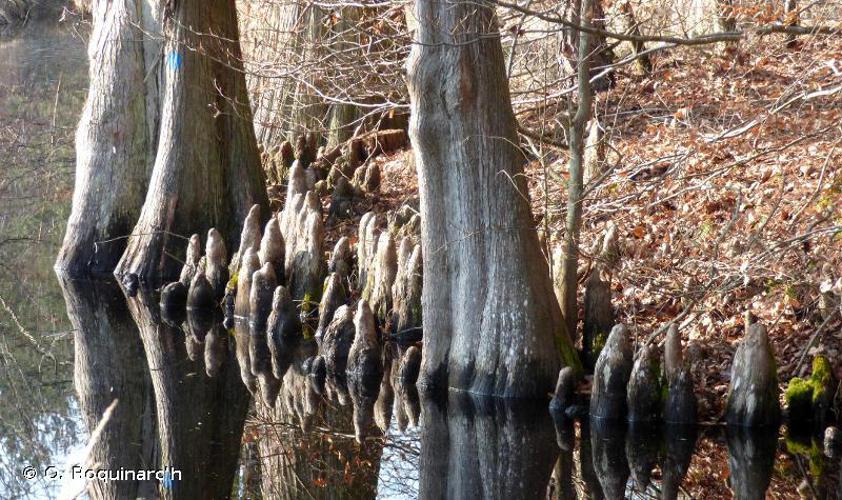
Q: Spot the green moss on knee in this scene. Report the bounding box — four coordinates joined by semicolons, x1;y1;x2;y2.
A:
785;377;813;410
785;355;836;423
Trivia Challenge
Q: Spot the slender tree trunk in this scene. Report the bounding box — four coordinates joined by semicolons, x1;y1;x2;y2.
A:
408;0;579;397
115;0;268;284
562;0;614;90
55;0;156;277
559;0;594;351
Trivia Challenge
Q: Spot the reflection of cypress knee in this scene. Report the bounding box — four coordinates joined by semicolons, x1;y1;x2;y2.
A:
590;419;630;499
160;281;187;311
188;267;216;310
662;424;697;499
204;326;226;378
726;426;777;498
322;305;356;376
626;424;661;493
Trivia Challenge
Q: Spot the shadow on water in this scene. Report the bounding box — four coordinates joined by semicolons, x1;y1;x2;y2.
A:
48;279;842;499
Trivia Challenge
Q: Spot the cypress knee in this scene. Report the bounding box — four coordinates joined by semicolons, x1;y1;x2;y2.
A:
258;218;285;284
348;301;383;398
663;324;697;424
249;263;277;328
583;265;613;371
316;273;346;340
725;323;780;427
206;228;228;298
627;344;663;423
590;324;633;420
179;234;202;286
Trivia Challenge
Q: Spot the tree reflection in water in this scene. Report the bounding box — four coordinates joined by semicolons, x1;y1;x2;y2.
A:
62;280;249;500
61;282;826;499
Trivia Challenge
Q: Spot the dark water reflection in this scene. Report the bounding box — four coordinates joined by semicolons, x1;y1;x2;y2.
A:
50;279;842;499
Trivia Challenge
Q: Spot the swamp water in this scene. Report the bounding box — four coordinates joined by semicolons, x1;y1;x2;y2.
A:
0;15;839;500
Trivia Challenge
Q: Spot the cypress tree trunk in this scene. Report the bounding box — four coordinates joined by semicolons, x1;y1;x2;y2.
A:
242;0;329;149
407;0;579;397
115;0;268;284
55;0;156;277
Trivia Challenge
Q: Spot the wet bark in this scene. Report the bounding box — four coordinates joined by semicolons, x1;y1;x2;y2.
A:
55;0;156;276
115;0;268;285
407;0;577;397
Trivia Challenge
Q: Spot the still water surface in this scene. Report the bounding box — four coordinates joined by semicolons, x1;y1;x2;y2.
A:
0;15;839;500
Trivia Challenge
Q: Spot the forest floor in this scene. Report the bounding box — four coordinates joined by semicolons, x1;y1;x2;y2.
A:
301;32;842;426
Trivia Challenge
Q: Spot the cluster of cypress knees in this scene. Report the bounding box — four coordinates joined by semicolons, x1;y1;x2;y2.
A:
550;318;841;457
148;153;424;419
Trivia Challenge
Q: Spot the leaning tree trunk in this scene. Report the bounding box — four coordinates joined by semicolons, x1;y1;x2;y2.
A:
115;0;268;284
55;0;157;277
407;0;579;397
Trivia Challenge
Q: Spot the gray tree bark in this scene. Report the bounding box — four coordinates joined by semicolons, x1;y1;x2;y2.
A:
407;0;579;397
242;0;329;149
559;0;595;350
115;0;268;284
55;0;158;277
